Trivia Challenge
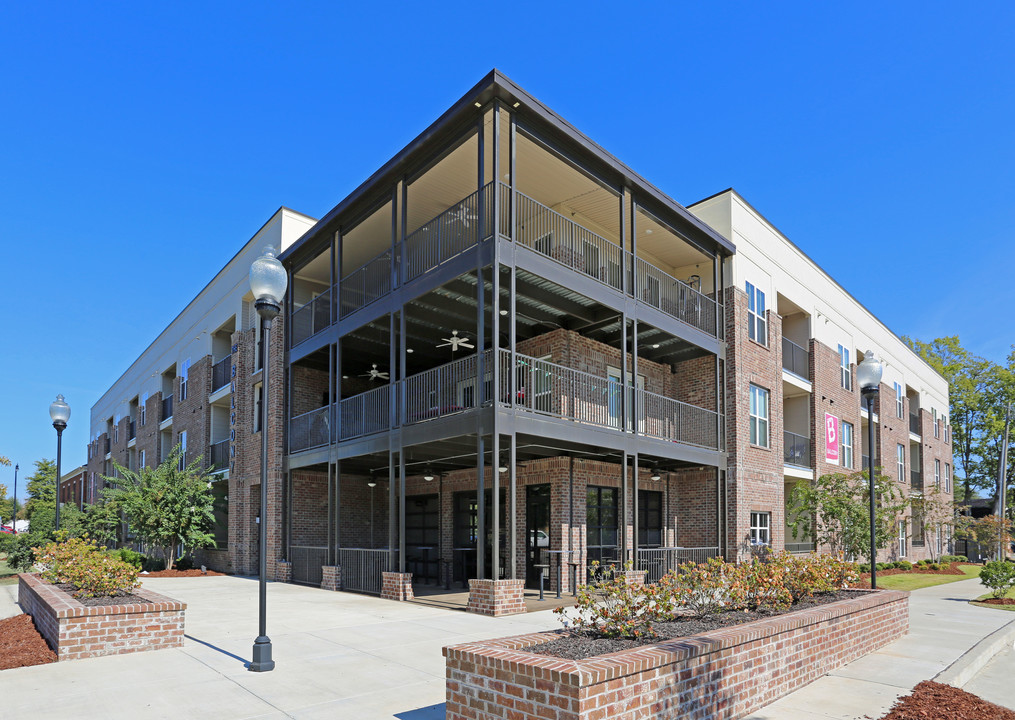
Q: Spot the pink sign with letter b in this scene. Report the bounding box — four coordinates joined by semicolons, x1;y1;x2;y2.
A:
825;413;839;464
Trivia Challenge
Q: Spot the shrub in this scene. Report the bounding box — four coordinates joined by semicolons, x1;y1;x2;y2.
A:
894;561;912;571
927;563;940;571
876;562;890;571
980;561;1015;599
858;563;871;573
554;561;657;638
174;555;195;571
35;536;140;598
115;548;146;570
6;533;43;572
941;555;967;563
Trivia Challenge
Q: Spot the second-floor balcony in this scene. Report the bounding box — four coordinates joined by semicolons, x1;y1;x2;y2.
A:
782;338;810;380
911;469;923;491
784;431;811;468
289;350;722;453
303;183;719;346
211;355;232;392
209;439;229;471
162;394;174;421
128;420;136;441
104;437;111;455
909;412;921;435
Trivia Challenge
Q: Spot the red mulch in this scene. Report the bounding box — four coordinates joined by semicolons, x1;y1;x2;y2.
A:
142;568;226;578
875;681;1015;719
0;614;56;670
977;597;1015;606
856;561;974;583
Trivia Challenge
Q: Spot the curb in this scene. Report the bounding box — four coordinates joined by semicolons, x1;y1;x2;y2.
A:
934;614;1015;688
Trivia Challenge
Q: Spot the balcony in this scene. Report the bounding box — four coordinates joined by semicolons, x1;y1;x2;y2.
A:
162;394;173;421
291;290;332;347
910;413;921;435
911;469;923;491
128;420;136;441
290;406;331;453
209;439;229;471
784;431;811;468
211;355;231;392
308;183;719;341
782;338;809;380
104;437;111;455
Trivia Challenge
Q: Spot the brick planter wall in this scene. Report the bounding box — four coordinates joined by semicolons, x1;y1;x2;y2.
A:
380;571;413;601
18;573;186;662
321;565;341;591
445;589;908;720
467;579;525;616
276;561;292;583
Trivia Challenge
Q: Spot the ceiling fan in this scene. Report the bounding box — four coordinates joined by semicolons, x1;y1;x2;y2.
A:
436;330;474;351
448;205;478;228
360;364;389;381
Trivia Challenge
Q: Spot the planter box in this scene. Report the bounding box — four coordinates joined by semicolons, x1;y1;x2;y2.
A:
445;589;908;720
18;573;186;662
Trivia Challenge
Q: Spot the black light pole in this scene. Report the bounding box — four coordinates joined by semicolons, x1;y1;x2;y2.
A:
11;463;18;531
49;395;71;532
248;247;287;673
857;351;883;590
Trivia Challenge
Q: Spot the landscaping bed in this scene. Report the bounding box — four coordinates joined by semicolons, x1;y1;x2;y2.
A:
0;614;56;670
142;568;226;578
876;680;1015;720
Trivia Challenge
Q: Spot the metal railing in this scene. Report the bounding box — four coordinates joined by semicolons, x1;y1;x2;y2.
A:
404;351;491;424
128;420;136;441
862;454;870;469
782;337;810;379
211;355;231;392
909;413;921;435
104;437;111;455
509;351;620;429
340;249;392;319
337;548;398;594
162;394;173;421
404;183;494;281
209;439;229;471
785;542;816;554
634;256;717;337
635;546;722;583
514;189;624;292
290;546;329;587
911;469;923;491
784;431;811;468
339;384;392;440
291;289;332;347
289;405;331;453
639;388;721;449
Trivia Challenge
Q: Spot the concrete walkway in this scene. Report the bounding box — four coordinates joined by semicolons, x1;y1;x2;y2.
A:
745;578;1015;719
1;575;1012;719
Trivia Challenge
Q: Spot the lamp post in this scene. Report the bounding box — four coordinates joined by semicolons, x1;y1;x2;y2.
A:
248;247;287;673
857;350;883;589
12;463;18;531
49;395;71;532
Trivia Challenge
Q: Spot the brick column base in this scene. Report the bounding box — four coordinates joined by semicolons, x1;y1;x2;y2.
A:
381;572;413;601
275;561;292;583
467;579;526;616
620;569;647;587
321;565;341;591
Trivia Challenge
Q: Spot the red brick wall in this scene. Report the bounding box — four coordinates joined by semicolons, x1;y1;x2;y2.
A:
445;589;909;720
466;579;525;616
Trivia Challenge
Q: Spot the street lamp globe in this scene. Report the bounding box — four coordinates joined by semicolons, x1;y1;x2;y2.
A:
856;350;883;394
49;394;71;427
249;247;288;311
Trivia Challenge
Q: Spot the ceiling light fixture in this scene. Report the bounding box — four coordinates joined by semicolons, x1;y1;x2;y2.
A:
498;455;508;473
499;309;508;316
423;466;435;482
652;344;660;349
513;102;520;108
650;467;662;481
474;101;482;108
406;348;414;353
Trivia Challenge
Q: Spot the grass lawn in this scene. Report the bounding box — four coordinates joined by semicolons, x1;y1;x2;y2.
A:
874;563;982;591
972;585;1015;611
0;556;18;586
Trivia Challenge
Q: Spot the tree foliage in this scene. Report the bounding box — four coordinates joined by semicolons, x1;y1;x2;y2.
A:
912;484;959;560
100;444;216;569
788;470;908;560
24;458;57;523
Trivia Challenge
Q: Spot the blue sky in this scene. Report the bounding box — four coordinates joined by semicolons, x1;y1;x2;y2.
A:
1;3;1012;503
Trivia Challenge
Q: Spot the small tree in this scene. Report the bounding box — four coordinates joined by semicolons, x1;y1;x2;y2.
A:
101;444;216;570
914;485;959;561
789;470;908;561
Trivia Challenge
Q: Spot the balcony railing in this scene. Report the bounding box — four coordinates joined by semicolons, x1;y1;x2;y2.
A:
128;420;136;441
786;542;816;554
289;405;331;453
291;289;332;346
636;546;721;583
209;439;229;471
910;413;921;435
404;183;494;281
404;351;491;424
162;394;173;421
211;355;231;392
633;256;717;337
339;384;392;440
104;437;111;455
862;453;870;469
782;338;810;379
340;249;392;319
911;469;923;491
784;431;811;468
638;388;720;449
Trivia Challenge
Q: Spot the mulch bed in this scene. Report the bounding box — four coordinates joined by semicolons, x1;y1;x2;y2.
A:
0;614;56;670
531;589;867;660
976;597;1015;606
874;681;1015;720
858;561;971;581
53;583;150;607
141;568;226;578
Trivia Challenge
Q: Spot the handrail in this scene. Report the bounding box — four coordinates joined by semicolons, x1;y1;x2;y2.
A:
291;288;332;346
403;351;491;424
289;404;331;452
404;183;494;281
339;250;392;319
339;384;393;440
782;337;810;379
633;255;718;337
211;355;231;392
638;387;721;449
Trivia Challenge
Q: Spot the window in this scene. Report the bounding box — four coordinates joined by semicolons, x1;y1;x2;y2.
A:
945;463;951;493
178;430;187;471
935;459;941;490
894;382;904;418
180;358;191;401
897;444;906;482
114;415;119;444
838;344;852;391
254;383;263;432
587;487;619;562
638;489;663;547
139;449;146;469
933;408;939;438
898;520;907;557
746;282;767;345
140;393;148;426
749;384;769;448
841;421;854;469
750;511;771;545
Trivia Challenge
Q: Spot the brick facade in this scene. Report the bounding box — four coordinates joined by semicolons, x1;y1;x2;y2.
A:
466;579;525;616
380;571;414;601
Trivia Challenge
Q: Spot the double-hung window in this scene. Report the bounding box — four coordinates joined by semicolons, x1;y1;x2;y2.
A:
746;282;767;345
140;393;148;426
180;358;191;401
897;444;906;482
750;511;771;545
841;421;854;469
894;382;904;418
178;430;187;471
899;520;907;557
933;408;940;438
945;463;951;492
935;459;941;490
838;345;852;391
139;449;146;469
749;384;769;448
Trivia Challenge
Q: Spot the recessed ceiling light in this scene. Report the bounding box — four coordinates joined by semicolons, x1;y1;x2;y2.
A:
513;102;520;108
652;344;660;349
499;309;508;316
342;375;349;379
474;101;482;108
406;348;414;353
645;229;653;234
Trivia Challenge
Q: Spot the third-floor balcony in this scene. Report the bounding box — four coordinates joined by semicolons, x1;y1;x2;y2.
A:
289;349;722;454
162;394;174;421
211;355;232;392
784;431;811;468
782;338;810;380
911;469;923;491
909;412;921;435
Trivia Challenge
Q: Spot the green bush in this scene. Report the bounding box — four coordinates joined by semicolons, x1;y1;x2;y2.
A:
858;563;871;573
36;537;140;598
115;548;146;570
980;560;1015;599
554;561;656;638
894;561;913;570
6;533;43;572
927;562;941;571
940;555;967;563
876;562;891;571
915;559;928;567
174;555;194;571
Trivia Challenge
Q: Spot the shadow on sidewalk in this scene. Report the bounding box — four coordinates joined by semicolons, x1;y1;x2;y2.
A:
395;703;446;719
184;634;250;668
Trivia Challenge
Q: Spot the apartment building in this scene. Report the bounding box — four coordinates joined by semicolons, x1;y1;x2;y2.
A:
691;190;953;562
58;466;94;510
85;207;316;574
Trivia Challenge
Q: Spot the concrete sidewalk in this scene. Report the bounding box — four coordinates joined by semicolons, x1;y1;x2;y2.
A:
1;575;1012;719
745;578;1015;719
